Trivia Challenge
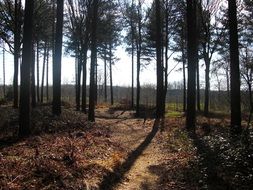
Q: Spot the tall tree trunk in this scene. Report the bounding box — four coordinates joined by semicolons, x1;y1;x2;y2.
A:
81;47;88;113
31;46;36;107
155;0;163;119
46;44;49;101
2;42;5;98
204;58;210;116
247;82;252;126
109;43;113;105
36;41;40;102
76;52;81;111
225;64;230;98
181;31;187;112
196;60;201;111
104;49;107;102
19;0;34;137
228;0;241;134
136;49;140;116
52;0;64;115
41;42;47;103
136;0;142;117
131;4;134;109
13;0;21;108
183;55;186;112
49;0;55;102
186;0;198;130
162;1;169;117
88;0;98;122
95;56;98;105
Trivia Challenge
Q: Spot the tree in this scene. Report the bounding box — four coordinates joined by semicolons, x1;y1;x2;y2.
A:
2;40;6;98
123;0;138;109
198;0;222;116
135;0;142;117
0;0;23;107
228;0;241;134
155;0;163;118
88;0;99;122
19;0;34;137
14;0;22;108
186;0;198;130
168;0;187;112
52;0;64;115
65;0;91;112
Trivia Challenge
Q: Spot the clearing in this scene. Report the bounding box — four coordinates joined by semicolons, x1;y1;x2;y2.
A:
0;105;252;189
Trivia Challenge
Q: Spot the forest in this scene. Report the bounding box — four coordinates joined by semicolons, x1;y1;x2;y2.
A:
0;0;253;189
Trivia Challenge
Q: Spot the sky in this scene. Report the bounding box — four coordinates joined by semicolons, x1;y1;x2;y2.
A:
0;0;206;89
0;42;186;87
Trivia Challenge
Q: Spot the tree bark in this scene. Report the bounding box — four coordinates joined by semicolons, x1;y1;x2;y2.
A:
41;42;47;103
204;58;210;116
88;0;98;122
52;0;64;115
13;0;21;108
2;42;5;98
104;49;107;102
109;43;114;105
46;44;49;102
36;41;40;102
228;0;241;134
136;0;142;117
76;52;81;111
163;0;169;117
155;0;163;119
19;0;34;137
196;60;201;111
31;46;36;107
186;0;198;130
131;0;134;109
81;47;88;113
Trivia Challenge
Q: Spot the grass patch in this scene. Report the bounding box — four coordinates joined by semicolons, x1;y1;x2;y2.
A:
165;110;183;118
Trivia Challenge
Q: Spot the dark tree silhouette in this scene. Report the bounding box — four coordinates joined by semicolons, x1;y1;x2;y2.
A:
228;0;241;134
186;0;198;130
13;0;22;108
19;0;34;137
52;0;64;115
88;0;99;122
155;0;163;118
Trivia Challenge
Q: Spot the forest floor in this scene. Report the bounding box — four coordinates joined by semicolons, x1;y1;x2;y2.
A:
0;103;253;189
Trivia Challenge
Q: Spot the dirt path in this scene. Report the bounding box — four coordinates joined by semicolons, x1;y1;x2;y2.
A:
96;111;165;190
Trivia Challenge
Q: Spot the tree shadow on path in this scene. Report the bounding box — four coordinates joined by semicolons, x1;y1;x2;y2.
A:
98;119;160;190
